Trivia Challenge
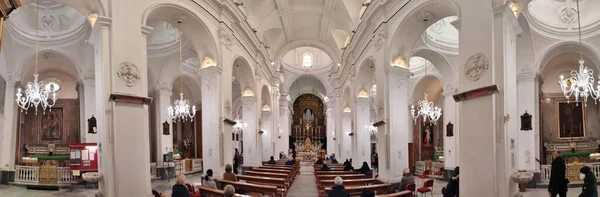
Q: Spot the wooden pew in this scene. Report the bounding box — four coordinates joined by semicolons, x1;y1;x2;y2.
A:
252;167;295;179
195;185;257;197
318;178;378;190
376;190;413;197
237;175;289;190
259;166;296;175
316;171;357;175
245;171;290;182
216;179;284;197
315;174;365;185
322;183;391;197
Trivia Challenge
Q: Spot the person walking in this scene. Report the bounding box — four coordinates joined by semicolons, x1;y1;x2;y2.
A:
579;166;598;197
549;151;569;197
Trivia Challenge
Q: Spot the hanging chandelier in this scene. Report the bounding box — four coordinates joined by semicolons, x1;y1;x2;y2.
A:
411;93;442;125
558;0;600;106
16;0;56;115
167;20;196;121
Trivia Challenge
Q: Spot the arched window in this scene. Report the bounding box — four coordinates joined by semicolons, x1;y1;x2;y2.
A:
302;53;313;68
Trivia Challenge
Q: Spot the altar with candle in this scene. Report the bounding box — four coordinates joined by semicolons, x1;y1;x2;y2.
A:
291;94;326;163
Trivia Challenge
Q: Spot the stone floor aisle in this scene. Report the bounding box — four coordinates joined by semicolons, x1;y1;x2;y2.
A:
286;164;318;197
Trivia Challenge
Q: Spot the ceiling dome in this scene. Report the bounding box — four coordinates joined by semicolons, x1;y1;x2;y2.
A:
8;2;86;39
282;47;333;73
527;0;600;37
423;16;458;48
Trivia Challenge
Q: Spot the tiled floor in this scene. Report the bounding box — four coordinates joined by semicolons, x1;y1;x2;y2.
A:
287;165;318;197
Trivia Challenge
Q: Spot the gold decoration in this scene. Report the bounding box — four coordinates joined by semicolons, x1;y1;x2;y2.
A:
567;161;585;183
391;57;408;68
261;104;271;111
39;163;58;184
357;89;369;98
201;57;217;69
242;88;254;97
343;106;351;113
88;13;98;28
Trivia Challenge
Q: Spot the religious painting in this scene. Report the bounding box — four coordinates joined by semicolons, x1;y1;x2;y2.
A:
42;109;62;140
557;101;585;139
422;124;433;147
0;76;5;115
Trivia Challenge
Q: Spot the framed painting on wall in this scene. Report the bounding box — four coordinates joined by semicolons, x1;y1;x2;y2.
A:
41;109;63;140
422;124;433;148
557;101;586;139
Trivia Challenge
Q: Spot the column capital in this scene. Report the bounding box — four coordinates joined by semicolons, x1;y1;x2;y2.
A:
356;97;369;104
97;16;112;28
442;87;457;97
385;66;412;79
241;95;257;104
493;3;522;36
517;66;538;82
155;82;173;94
261;110;272;116
199;66;223;77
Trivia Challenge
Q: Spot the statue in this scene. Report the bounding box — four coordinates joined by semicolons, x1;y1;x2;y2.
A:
304;137;312;152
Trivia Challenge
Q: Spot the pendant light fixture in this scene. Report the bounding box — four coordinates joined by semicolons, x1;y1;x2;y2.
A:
15;0;56;115
167;20;196;121
558;0;600;106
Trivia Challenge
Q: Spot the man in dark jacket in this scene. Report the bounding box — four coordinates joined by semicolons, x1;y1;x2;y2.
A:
579;166;598;197
268;156;277;164
442;166;459;197
549;151;568;197
328;177;350;197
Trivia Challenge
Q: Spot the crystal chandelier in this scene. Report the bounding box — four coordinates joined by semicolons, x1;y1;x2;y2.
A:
167;20;196;121
411;93;442;125
558;0;600;106
16;0;56;115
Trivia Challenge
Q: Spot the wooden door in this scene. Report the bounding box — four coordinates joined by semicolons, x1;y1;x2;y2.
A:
408;143;414;172
195;110;202;159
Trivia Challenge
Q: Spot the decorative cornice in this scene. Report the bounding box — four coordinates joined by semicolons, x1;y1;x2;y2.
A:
141;25;154;36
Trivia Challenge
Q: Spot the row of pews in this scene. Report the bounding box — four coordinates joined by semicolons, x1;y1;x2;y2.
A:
197;159;299;197
314;162;412;197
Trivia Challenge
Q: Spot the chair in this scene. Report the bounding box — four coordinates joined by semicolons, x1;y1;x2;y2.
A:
405;183;416;196
417;180;433;197
418;170;431;179
151;189;162;197
433;168;444;180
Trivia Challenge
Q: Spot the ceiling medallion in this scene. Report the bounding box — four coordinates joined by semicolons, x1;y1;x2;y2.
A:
560;6;578;24
464;53;489;81
117;62;141;87
225;100;232;115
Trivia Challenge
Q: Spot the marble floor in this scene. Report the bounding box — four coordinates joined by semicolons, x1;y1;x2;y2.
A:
287;165;318;197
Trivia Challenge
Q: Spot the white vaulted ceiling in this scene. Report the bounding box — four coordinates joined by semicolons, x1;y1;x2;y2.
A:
239;0;366;62
527;0;600;37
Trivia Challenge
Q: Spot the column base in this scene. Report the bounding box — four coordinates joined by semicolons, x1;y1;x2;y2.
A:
443;169;454;181
156;166;175;180
0;169;15;184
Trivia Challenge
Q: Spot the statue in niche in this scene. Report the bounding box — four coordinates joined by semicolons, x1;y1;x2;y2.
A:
303;108;315;123
42;110;61;139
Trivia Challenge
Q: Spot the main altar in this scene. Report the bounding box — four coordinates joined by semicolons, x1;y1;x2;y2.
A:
291;94;326;164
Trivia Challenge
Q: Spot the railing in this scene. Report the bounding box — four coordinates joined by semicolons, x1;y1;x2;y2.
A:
541;162;600;183
415;161;425;175
15;165;39;184
56;167;71;184
415;161;444;175
432;162;444;171
192;159;202;172
150;162;157;177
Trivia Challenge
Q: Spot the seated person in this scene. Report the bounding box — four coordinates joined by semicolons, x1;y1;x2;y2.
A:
315;156;324;164
223;164;238;181
354;162;371;174
397;168;415;191
268;156;277;164
343;160;354;171
332;158;339;164
285;158;294;165
172;174;190;197
442;166;459;197
328;176;350;197
223;184;236;197
329;153;336;161
321;163;331;171
361;189;375;197
202;169;217;188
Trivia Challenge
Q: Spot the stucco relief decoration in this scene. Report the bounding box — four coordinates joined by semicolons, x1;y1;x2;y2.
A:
391;57;408;68
560;0;578;24
428;19;445;41
373;30;387;51
464;53;489;81
218;25;234;51
357;89;369;98
262;104;271;111
242;88;254;97
117;62;141;87
343;106;351;113
225;100;232;116
43;52;55;60
41;14;58;32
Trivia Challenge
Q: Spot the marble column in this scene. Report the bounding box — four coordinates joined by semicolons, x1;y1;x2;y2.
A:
378;66;412;181
81;78;98;143
354;97;370;167
199;66;225;177
0;77;18;169
342;111;352;161
442;88;460;170
278;96;291;156
241;95;259;166
261;110;272;161
517;70;538;171
457;2;522;196
154;83;173;164
326;99;336;154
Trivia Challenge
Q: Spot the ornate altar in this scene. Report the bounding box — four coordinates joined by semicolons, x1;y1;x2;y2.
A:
544;140;599;163
39;163;58;184
291;94;326;156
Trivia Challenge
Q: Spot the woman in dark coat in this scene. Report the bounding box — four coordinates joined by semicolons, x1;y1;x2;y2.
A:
354;162;371;174
549;151;568;197
442;166;459;197
579;166;598;197
172;174;190;197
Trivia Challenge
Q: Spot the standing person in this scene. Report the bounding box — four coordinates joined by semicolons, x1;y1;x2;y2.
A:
233;148;240;174
579;166;598;197
549;151;568;197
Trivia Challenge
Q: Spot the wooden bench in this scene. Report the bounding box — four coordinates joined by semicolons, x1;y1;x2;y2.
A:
216;179;284;197
196;185;257;197
321;183;391;197
376;190;412;197
245;171;290;182
318;178;378;190
316;170;357;175
237;175;289;190
252;167;295;179
315;174;365;185
259;166;297;175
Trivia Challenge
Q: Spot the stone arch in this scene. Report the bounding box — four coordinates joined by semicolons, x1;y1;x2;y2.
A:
142;2;219;65
232;56;256;95
286;75;328;103
20;0;106;17
17;49;81;81
261;85;272;110
170;74;201;104
411;74;444;105
355;57;376;94
411;48;455;89
388;0;460;62
275;39;341;65
538;41;600;74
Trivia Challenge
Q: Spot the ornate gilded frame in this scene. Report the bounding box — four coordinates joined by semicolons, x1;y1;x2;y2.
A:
556;101;586;140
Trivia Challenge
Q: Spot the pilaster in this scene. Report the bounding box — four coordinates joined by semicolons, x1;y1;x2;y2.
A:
81;78;98;143
326;98;336;155
442;88;459;169
199;66;226;177
240;96;259;166
517;70;539;171
261;110;272;161
0;77;18;169
342;110;352;161
155;83;173;165
278;96;291;156
354;97;370;168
